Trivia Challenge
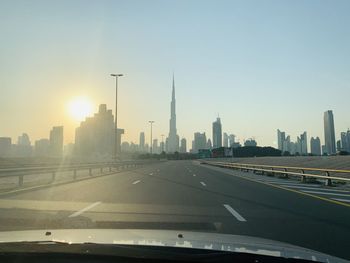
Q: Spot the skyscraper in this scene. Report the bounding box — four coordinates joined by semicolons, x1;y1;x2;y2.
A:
180;138;187;153
167;75;179;152
228;134;235;147
50;126;63;157
0;137;11;157
223;133;229;147
277;129;286;151
212;117;222;148
75;104;115;158
193;132;207;153
300;131;308;155
324;110;336;155
310;137;321;156
139;132;145;152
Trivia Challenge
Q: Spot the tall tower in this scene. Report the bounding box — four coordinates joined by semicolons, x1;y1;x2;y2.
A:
324;110;336;155
167;74;179;152
212;117;222;148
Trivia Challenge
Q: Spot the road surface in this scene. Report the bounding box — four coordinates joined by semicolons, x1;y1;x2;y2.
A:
0;160;349;260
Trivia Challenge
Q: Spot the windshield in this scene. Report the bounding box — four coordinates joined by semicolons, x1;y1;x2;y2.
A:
1;0;350;262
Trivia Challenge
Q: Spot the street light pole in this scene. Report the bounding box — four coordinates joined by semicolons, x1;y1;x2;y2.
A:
110;73;123;162
149;121;155;154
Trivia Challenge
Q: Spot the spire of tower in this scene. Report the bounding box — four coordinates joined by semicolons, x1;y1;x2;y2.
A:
172;73;175;100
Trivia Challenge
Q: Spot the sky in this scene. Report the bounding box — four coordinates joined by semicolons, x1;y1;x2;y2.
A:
1;0;350;148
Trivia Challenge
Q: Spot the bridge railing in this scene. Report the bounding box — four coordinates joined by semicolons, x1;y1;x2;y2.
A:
0;160;148;188
201;161;350;186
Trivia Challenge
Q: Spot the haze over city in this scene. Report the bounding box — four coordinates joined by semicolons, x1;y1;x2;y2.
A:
1;0;350;147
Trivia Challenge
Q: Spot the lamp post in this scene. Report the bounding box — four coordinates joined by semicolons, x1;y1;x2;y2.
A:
110;73;123;162
149;121;155;154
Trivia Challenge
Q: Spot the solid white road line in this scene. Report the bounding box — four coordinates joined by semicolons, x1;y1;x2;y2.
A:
283;185;349;192
302;190;350;197
132;180;141;185
200;181;206;187
332;198;350;203
69;202;101;218
223;204;247;222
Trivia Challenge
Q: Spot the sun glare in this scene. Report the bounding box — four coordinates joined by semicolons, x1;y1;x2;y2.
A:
68;97;93;121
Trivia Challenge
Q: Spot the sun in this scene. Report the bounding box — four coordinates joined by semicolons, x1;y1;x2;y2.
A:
68;97;93;121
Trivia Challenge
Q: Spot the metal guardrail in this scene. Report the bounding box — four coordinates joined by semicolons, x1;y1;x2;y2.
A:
201;161;350;186
0;161;147;187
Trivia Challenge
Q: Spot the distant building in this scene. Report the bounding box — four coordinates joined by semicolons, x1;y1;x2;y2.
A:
34;139;50;157
321;145;327;155
50;126;63;157
180;138;187;153
300;132;308;155
167;75;179;153
340;130;350;152
223;133;229;147
310;137;321;156
139;132;145;152
206;139;212;149
212;117;222;148
75;104;116;158
228;134;236;147
152;139;158;154
277;129;286;151
63;143;74;157
16;133;32;157
160;141;165;153
0;137;11;157
324;110;336;155
336;140;342;152
244;139;257;147
193;132;207;153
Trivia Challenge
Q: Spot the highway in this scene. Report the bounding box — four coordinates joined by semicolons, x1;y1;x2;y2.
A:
0;160;349;260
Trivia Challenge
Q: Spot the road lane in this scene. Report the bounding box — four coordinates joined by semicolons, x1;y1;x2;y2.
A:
0;160;349;260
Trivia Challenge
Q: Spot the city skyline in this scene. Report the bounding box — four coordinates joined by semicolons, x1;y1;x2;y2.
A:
2;1;350;148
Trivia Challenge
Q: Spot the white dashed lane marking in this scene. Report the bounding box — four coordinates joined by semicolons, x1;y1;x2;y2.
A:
200;181;206;187
132;180;141;185
223;204;247;222
69;202;101;218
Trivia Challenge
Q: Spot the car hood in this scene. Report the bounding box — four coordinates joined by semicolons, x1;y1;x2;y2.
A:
0;229;347;263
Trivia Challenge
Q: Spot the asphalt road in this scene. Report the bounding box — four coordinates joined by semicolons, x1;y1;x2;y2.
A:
0;160;349;260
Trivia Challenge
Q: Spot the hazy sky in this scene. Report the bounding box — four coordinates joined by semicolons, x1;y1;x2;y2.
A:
1;0;350;147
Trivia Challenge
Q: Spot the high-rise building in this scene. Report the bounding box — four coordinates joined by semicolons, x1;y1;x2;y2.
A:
139;132;145;152
152;139;159;154
167;75;179;152
0;137;11;157
321;145;327;155
75;104;115;158
50;126;63;157
34;139;50;156
193;132;207;153
223;133;229;147
212;117;222;148
300;131;307;155
228;134;235;147
207;139;212;149
310;137;321;156
16;133;32;157
180;138;187;153
336;140;342;151
277;129;286;151
324;110;336;155
340;130;350;152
